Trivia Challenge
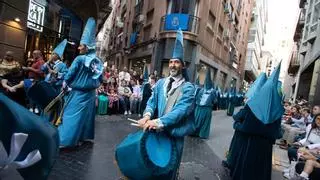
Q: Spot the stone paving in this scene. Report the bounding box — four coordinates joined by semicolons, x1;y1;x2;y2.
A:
48;109;288;180
49;114;229;180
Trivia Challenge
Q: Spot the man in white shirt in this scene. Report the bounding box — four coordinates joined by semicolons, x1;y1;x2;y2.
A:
118;67;130;84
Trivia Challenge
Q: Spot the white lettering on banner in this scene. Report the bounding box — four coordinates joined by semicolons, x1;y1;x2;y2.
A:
27;0;46;32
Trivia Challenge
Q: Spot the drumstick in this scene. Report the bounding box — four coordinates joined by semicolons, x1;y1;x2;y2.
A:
130;123;140;127
127;118;139;124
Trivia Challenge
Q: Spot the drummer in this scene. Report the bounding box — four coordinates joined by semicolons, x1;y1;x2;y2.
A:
41;39;68;92
137;29;195;179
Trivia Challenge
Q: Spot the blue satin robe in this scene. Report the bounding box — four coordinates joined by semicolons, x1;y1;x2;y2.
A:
194;88;216;139
144;78;195;179
58;54;102;147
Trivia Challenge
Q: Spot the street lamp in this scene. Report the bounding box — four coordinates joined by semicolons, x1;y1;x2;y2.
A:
14;17;20;22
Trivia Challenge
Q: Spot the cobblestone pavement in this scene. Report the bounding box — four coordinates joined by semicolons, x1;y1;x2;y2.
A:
48;114;230;180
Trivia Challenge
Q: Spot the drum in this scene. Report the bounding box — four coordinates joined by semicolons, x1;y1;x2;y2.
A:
26;81;59;109
115;130;178;180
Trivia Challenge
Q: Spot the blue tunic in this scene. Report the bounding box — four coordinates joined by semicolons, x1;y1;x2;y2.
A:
194;88;216;139
144;78;195;179
58;54;102;147
42;60;68;92
226;105;282;180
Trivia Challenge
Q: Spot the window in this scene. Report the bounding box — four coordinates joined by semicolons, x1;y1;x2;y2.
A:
146;9;154;24
168;0;196;14
218;24;224;37
312;3;320;24
220;71;227;90
143;25;152;41
207;11;216;30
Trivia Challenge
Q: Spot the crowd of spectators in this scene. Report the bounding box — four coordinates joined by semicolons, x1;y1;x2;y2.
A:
279;98;320;180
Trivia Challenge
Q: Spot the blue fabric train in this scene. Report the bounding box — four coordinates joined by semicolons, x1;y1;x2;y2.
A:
0;93;59;179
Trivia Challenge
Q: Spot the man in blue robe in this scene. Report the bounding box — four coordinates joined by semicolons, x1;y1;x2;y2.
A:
58;17;103;148
224;64;284;180
193;68;216;139
137;29;195;179
41;39;68;92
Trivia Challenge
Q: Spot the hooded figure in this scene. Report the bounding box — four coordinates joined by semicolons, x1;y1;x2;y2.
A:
224;62;284;180
57;17;103;147
115;29;195;180
227;84;237;116
139;65;153;116
193;68;216;139
244;73;267;103
0;93;59;179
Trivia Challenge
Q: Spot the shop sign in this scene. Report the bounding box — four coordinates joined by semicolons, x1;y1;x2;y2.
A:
27;0;46;32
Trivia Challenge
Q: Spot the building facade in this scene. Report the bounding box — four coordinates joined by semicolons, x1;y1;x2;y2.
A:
244;0;267;83
288;0;320;105
0;0;111;63
106;0;254;91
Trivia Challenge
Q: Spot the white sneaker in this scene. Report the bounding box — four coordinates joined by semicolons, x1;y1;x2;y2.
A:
283;168;290;173
34;108;39;114
283;172;290;179
124;111;128;115
29;108;34;112
129;111;132;115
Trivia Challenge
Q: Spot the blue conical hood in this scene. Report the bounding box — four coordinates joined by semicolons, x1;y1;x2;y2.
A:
53;39;67;59
204;68;213;90
245;73;267;101
143;65;149;82
172;28;184;63
247;62;284;124
80;17;96;49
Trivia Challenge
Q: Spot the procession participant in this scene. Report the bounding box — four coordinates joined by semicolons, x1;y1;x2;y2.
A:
58;17;103;148
226;63;284;180
41;39;68;92
193;68;216;139
116;29;195;180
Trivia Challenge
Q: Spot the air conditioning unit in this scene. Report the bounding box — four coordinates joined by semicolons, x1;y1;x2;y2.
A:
223;29;230;40
224;2;231;14
138;15;144;23
228;13;232;22
116;17;124;28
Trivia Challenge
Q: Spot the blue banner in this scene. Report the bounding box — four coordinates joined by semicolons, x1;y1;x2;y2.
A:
164;14;189;31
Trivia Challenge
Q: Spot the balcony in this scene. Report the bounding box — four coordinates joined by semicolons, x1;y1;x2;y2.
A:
299;0;307;8
298;10;305;25
244;50;259;81
159;14;200;42
307;23;318;43
134;1;143;16
300;42;308;55
288;50;300;75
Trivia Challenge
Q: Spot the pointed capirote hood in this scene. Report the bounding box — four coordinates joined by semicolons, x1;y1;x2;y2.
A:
247;62;285;124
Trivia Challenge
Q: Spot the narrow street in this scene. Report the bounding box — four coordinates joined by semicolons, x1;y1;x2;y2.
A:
48;108;287;180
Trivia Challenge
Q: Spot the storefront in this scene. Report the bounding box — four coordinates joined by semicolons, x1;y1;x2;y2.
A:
25;0;83;63
129;55;152;74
